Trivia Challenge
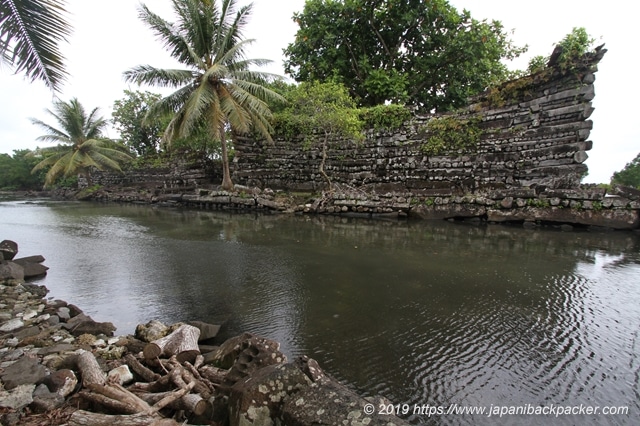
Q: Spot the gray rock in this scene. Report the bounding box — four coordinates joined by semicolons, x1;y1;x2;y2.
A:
30;391;66;413
0;240;18;261
135;319;169;343
0;318;24;332
63;314;116;337
12;255;45;265
0;261;24;282
0;356;48;390
189;320;221;341
42;369;77;397
0;384;36;409
56;307;70;321
20;262;49;279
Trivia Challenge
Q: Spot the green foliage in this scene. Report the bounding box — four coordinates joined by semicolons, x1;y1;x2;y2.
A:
611;152;640;188
124;0;285;190
273;81;364;144
284;0;526;112
30;98;132;187
0;150;45;190
420;116;483;155
527;198;551;208
527;55;548;74
359;104;412;132
0;0;71;91
556;27;595;69
112;90;166;156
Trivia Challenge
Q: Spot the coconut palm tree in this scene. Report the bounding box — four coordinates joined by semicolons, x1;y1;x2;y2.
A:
30;98;132;187
123;0;284;190
0;0;71;92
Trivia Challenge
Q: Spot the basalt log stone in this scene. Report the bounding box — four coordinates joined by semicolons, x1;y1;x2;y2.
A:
281;376;410;426
228;363;312;426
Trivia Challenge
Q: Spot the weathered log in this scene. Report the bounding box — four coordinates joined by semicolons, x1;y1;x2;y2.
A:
68;411;181;426
76;350;106;386
143;324;200;363
198;365;228;385
149;381;195;413
124;353;161;382
136;385;207;416
84;383;152;414
129;374;173;393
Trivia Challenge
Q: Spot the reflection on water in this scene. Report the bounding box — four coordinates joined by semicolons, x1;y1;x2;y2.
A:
1;199;639;425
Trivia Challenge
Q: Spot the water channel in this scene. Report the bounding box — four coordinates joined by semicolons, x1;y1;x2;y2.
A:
1;198;638;425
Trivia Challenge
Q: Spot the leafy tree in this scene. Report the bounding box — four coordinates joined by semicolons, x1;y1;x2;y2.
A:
124;0;285;191
283;0;525;112
30;98;132;187
274;81;363;190
0;149;44;190
0;0;71;91
112;90;166;157
611;153;640;189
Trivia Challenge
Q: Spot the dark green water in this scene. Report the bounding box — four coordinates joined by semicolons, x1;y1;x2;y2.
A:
1;199;639;425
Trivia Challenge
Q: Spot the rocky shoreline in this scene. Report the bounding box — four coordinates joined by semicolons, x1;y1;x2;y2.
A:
0;241;409;426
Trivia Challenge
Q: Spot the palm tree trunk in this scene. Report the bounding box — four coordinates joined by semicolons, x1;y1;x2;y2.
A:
219;124;234;191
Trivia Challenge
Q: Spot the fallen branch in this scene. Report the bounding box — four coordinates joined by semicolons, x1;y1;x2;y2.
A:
125;353;161;382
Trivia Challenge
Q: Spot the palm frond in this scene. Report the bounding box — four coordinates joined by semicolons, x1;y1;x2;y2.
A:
177;79;219;138
0;0;71;91
123;65;195;88
138;2;198;67
29;117;71;143
145;84;195;125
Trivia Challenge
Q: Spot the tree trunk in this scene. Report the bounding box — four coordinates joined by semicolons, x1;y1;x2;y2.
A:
76;350;106;387
124;354;161;383
319;133;332;191
219;124;234;191
136;391;209;416
68;411;181;426
143;324;201;363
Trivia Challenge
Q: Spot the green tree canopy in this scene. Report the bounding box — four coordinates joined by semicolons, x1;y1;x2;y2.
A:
0;0;71;91
0;149;44;190
30;98;132;187
611;153;640;189
284;0;525;112
124;0;285;190
112;90;166;156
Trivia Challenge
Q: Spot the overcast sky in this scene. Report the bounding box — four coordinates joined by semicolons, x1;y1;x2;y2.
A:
0;0;637;184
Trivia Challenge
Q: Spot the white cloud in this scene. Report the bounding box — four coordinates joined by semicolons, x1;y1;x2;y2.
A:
0;0;636;184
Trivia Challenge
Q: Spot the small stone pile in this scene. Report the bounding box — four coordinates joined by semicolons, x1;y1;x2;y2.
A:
0;241;408;426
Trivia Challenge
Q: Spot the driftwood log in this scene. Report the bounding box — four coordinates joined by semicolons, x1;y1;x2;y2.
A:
143;324;200;363
76;350;106;386
68;411;182;426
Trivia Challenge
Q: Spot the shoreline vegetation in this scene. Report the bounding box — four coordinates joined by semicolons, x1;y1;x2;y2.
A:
0;240;409;425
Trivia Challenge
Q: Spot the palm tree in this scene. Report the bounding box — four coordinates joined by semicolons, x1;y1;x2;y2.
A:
123;0;284;190
0;0;71;92
30;98;132;187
